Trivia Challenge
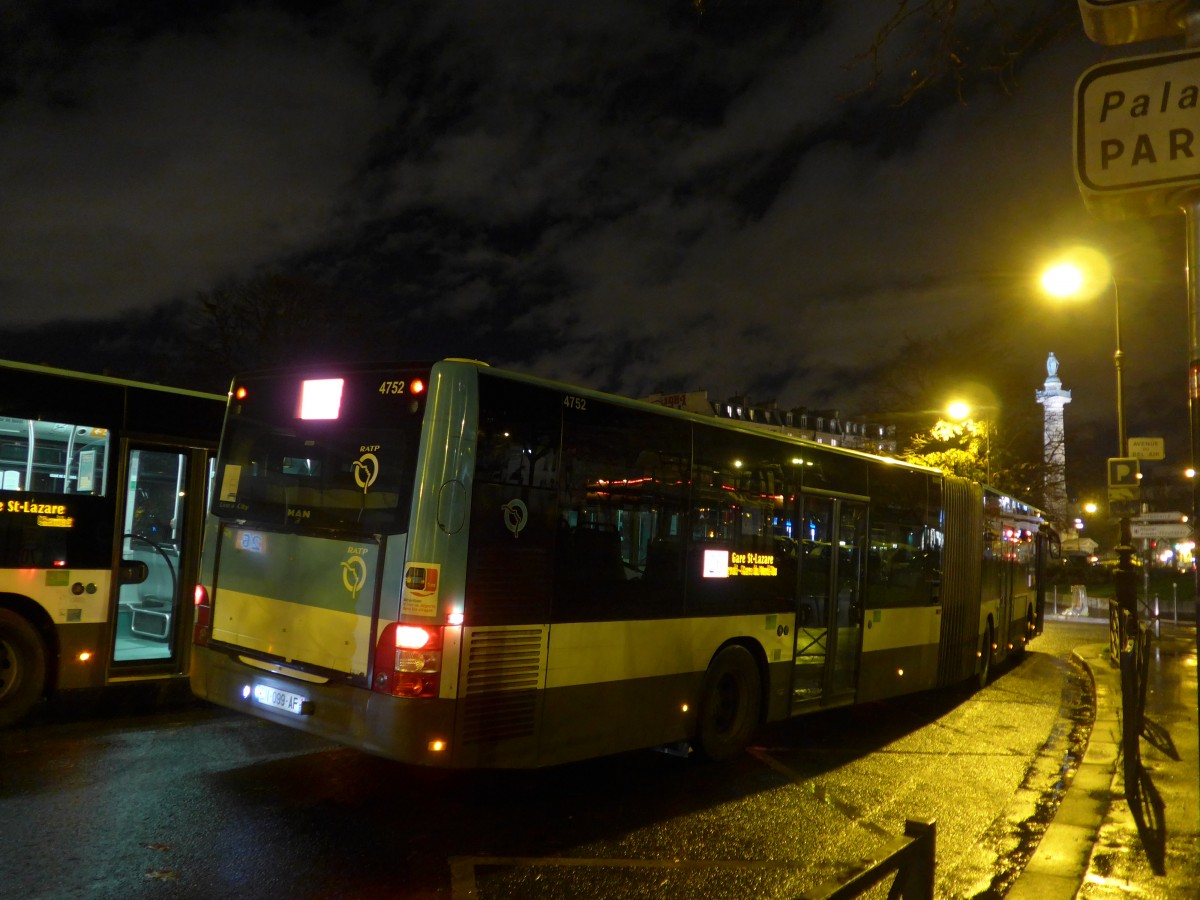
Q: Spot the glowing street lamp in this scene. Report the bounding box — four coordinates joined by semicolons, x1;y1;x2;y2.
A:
1040;247;1126;456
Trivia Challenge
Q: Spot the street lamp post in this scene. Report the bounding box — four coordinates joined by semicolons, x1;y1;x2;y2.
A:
1041;252;1138;629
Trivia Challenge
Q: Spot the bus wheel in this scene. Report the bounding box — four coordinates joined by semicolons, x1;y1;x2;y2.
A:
695;645;761;762
0;610;47;727
976;623;993;690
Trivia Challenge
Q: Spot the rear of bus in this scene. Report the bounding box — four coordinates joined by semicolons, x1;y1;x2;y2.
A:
190;361;471;765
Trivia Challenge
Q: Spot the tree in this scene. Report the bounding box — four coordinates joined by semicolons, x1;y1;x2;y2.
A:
869;332;1055;505
690;0;1076;104
903;416;989;482
900;414;1045;501
185;273;368;380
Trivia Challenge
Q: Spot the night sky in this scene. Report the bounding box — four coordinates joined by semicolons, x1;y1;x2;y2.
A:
1;2;1194;494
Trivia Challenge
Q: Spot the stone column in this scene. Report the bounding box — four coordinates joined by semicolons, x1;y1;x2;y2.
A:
1035;352;1072;527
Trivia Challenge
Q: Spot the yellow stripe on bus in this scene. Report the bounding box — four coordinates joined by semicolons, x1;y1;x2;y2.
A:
211;588;372;676
0;569;112;624
544;614;795;689
860;606;942;654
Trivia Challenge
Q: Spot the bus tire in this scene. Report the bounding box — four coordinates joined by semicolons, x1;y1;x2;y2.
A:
695;645;761;762
976;622;994;690
0;609;47;727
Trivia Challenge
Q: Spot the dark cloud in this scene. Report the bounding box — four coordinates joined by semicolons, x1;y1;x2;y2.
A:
0;1;1192;481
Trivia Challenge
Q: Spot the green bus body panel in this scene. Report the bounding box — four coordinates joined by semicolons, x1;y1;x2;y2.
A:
211;527;380;677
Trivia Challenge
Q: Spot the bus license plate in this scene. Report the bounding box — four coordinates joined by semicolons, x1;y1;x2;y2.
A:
252;684;306;715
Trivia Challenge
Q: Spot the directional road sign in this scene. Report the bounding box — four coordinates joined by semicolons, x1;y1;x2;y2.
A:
1133;511;1186;523
1130;523;1192;539
1075;48;1200;219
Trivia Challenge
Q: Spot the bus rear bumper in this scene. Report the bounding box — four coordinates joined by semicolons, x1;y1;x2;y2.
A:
190;645;458;766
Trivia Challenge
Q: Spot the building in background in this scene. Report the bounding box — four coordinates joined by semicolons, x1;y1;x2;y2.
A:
642;390;896;453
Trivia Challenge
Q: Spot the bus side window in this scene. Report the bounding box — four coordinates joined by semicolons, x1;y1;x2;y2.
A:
474;385;560;489
0;419;109;495
689;429;798;615
865;464;933;608
553;400;689;621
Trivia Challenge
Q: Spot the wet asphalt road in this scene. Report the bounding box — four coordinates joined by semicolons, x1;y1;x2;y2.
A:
0;621;1100;899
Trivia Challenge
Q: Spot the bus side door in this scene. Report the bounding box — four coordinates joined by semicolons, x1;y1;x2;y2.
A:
111;444;207;671
793;495;865;706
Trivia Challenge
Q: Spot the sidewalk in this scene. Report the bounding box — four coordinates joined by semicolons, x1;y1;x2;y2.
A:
1008;621;1199;899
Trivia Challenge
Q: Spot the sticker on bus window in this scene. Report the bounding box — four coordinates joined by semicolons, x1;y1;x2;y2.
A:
402;563;440;617
77;449;96;492
702;549;729;578
219;464;241;503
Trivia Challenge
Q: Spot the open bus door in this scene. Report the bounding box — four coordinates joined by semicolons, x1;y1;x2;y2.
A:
110;444;206;674
791;495;866;708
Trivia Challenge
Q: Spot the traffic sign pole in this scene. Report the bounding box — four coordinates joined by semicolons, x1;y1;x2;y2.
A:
1185;9;1200;757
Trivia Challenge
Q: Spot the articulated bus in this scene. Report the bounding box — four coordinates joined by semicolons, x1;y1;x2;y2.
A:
191;359;1056;767
0;360;225;725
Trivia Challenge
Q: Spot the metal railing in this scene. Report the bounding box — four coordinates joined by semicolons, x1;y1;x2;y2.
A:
794;819;936;900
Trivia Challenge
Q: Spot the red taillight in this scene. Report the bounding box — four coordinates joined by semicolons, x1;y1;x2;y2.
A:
193;584;211;647
373;623;442;698
410;379;425;395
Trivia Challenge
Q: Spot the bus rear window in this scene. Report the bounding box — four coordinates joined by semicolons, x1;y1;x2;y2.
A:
212;369;427;533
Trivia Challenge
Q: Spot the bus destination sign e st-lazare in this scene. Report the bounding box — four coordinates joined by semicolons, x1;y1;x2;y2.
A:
1074;47;1200;220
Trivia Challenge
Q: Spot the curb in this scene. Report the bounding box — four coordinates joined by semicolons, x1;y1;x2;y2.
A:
1006;644;1117;899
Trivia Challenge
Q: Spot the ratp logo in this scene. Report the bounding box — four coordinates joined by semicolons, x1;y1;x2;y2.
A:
340;554;367;599
501;499;528;538
352;452;379;493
